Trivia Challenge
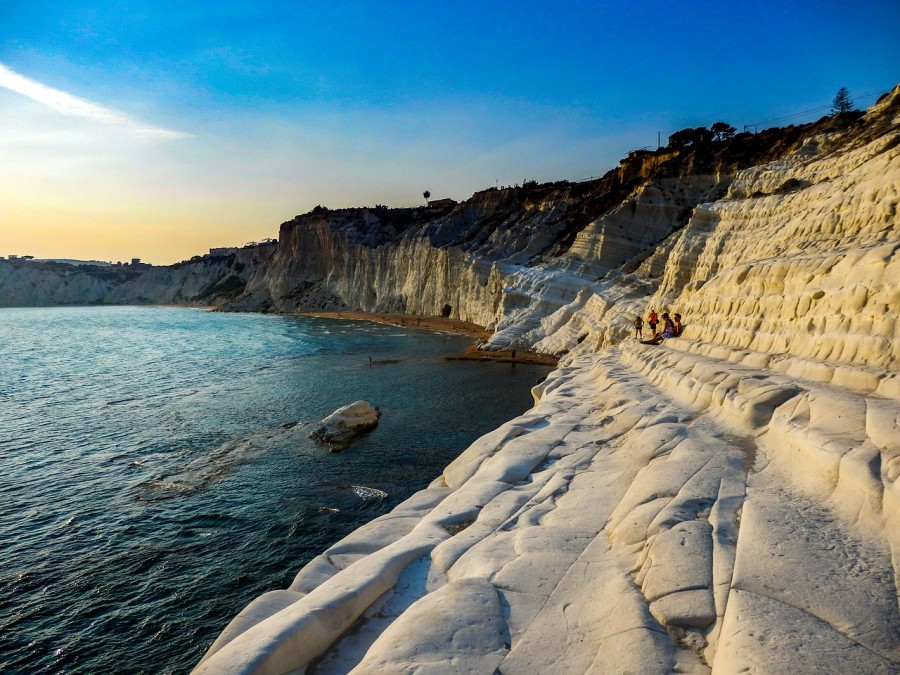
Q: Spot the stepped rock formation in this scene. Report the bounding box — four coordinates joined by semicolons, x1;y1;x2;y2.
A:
193;88;900;673
3;88;896;672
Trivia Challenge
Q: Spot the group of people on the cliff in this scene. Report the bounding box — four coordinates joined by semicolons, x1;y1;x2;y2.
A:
633;309;681;344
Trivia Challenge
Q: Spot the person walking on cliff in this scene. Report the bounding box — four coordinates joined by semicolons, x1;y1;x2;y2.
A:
633;315;644;338
647;309;658;335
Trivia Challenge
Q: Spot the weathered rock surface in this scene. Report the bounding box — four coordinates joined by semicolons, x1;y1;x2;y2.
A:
193;89;900;673
5;87;897;673
308;401;381;445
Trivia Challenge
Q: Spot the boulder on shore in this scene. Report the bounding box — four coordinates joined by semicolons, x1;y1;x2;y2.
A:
309;401;380;445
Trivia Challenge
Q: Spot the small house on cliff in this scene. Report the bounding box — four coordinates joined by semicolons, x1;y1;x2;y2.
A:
427;198;457;208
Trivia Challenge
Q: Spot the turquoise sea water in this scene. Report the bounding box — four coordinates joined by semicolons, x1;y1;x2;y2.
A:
0;306;550;673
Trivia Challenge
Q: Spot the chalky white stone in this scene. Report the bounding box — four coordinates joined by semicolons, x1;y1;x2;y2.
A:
195;88;900;673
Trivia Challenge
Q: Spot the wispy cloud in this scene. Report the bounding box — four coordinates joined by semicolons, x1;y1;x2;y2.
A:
0;63;188;140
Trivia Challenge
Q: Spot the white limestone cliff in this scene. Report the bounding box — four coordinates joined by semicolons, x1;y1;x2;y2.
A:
194;88;900;673
0;259;118;306
0;244;275;308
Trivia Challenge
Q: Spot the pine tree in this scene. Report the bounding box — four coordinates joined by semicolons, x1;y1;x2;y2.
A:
832;87;853;114
711;122;736;141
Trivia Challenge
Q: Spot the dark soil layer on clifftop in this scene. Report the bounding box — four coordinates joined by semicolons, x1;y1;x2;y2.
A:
272;102;886;266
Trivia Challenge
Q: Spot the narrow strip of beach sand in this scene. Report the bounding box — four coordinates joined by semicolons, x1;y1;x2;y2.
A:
296;311;559;366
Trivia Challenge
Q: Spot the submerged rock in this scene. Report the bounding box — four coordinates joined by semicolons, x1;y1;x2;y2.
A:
309;401;380;445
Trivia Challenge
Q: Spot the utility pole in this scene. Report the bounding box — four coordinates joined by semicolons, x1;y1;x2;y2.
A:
654;131;662;175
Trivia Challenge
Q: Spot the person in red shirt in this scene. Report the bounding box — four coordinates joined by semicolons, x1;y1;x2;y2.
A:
647;309;658;334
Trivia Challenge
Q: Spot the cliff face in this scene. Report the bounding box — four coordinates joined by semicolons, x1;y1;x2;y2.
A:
223;93;896;376
518;90;900;376
0;260;125;306
195;88;900;674
0;244;275;308
109;244;276;306
224;161;730;329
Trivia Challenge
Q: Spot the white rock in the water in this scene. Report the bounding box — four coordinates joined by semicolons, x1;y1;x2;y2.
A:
309;401;380;444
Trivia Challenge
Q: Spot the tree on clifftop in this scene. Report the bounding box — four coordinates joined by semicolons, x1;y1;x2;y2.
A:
667;126;713;150
423;190;431;204
832;87;854;114
711;122;736;141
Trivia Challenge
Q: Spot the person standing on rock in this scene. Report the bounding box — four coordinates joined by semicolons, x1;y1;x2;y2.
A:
633;315;644;338
647;309;658;335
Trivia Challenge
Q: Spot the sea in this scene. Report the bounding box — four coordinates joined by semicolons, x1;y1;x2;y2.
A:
0;306;551;673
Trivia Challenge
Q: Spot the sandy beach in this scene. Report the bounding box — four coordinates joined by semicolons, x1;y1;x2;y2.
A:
295;311;559;366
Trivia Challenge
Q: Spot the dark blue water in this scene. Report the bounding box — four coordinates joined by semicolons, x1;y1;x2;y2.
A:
0;306;550;673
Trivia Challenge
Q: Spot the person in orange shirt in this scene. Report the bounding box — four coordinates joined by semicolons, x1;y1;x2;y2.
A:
641;312;675;345
647;309;658;334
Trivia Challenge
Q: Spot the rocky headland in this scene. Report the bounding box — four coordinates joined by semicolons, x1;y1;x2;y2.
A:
6;87;899;673
0;242;277;308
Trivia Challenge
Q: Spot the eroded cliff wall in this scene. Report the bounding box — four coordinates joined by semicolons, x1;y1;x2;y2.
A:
194;88;900;674
224;94;895;372
0;245;275;308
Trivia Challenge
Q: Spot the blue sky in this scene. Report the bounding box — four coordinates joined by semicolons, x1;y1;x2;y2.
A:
2;1;899;263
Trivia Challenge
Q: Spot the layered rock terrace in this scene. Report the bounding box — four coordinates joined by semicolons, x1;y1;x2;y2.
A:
5;87;898;673
190;89;900;673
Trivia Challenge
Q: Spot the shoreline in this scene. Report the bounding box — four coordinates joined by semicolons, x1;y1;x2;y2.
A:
442;350;559;366
295;311;559;366
295;311;490;338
